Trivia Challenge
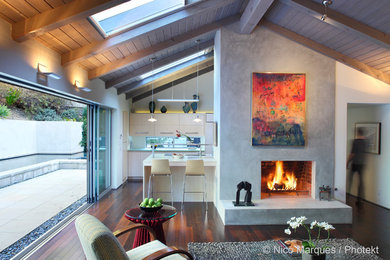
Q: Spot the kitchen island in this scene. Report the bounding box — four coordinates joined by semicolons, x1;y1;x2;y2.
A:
143;154;217;202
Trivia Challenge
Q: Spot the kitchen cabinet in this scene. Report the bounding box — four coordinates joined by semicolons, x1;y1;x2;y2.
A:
128;151;152;178
129;114;155;136
129;113;208;137
155;114;179;136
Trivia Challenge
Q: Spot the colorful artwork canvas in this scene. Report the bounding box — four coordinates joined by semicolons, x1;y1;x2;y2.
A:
252;73;305;146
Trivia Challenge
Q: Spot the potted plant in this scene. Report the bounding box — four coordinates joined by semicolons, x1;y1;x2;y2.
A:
284;216;335;260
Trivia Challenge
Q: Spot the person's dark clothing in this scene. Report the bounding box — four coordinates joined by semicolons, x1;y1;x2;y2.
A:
351;138;367;165
348;138;367;204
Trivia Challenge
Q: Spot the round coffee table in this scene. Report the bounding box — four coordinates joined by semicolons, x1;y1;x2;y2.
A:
124;205;177;248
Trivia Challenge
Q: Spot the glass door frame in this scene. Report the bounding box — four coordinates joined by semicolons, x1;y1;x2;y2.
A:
87;105;112;202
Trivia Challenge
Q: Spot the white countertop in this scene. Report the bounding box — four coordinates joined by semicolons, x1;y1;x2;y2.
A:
143;154;217;166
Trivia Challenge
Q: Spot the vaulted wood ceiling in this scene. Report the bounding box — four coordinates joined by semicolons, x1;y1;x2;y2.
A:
0;0;389;101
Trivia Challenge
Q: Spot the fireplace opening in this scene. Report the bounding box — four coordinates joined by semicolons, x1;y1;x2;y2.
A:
261;161;312;198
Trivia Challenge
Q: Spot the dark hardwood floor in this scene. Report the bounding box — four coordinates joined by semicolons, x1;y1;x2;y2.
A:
28;182;388;259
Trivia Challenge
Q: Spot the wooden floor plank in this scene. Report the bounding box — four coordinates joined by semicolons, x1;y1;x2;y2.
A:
27;182;389;259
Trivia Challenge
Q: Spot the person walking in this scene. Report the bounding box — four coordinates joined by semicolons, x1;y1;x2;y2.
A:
346;127;367;206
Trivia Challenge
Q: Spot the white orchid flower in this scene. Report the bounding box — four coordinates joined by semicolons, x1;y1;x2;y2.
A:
324;224;335;230
284;228;292;235
310;220;318;229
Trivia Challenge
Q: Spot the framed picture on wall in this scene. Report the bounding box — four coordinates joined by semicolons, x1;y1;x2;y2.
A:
355;123;381;154
251;73;306;146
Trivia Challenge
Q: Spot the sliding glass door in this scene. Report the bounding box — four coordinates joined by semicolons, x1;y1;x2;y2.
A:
87;105;112;202
97;107;111;196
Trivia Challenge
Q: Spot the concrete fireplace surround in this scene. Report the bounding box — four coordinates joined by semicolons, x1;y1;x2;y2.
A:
213;23;352;225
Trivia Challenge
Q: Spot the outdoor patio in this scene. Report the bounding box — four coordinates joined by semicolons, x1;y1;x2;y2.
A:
0;168;86;251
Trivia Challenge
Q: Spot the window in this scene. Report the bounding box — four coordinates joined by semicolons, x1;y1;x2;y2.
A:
90;0;185;37
138;50;208;80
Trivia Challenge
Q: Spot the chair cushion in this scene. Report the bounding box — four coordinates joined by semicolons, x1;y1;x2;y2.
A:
127;240;186;260
75;214;129;260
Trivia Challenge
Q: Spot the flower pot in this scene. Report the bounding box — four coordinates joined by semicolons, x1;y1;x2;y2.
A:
302;250;326;260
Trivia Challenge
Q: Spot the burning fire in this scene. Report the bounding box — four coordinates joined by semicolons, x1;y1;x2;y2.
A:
267;161;297;191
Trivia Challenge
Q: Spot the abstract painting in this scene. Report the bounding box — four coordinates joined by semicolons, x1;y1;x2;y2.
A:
252;73;306;146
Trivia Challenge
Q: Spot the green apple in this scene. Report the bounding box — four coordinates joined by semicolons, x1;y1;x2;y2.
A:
148;198;154;205
156;198;163;204
143;198;149;203
140;202;146;207
155;202;161;207
145;205;151;208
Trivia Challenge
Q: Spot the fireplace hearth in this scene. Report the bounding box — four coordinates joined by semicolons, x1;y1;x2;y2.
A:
261;161;312;198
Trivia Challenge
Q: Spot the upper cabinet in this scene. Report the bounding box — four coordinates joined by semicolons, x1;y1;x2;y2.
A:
129;113;207;136
129;114;155;136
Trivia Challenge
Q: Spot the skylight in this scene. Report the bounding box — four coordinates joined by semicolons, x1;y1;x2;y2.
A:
90;0;185;37
139;50;208;80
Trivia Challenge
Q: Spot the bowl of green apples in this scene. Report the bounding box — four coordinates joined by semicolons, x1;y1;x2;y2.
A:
139;197;163;213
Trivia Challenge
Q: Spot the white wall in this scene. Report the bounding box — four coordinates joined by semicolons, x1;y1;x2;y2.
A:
346;105;390;209
0;19;131;188
334;62;390;202
0;120;83;159
132;71;214;113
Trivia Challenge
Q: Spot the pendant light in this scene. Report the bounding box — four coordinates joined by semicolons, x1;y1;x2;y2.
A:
193;39;202;123
148;57;157;122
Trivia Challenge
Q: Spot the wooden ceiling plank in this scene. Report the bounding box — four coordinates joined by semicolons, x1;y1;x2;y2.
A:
355;48;388;62
131;65;214;102
106;39;214;89
26;0;52;13
263;20;390;84
282;0;390;48
240;0;275;34
87;16;238;79
12;0;128;42
118;54;213;95
44;0;66;8
61;24;89;46
0;2;25;22
367;55;390;67
36;35;63;53
61;0;237;66
73;20;104;42
86;56;105;68
49;28;80;49
110;48;125;60
4;0;39;18
126;59;214;100
40;31;70;52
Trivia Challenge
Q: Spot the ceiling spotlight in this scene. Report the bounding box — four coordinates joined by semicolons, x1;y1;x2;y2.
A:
321;0;333;21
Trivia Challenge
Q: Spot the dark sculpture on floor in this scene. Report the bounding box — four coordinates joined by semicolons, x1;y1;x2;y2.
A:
233;181;254;206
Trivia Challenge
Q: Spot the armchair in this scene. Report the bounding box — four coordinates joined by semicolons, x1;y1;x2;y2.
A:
75;214;193;260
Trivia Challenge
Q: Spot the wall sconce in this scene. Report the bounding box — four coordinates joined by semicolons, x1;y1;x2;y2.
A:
74;80;92;92
37;63;61;86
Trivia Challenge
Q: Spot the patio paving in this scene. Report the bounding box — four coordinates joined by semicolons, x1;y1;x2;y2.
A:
0;169;86;252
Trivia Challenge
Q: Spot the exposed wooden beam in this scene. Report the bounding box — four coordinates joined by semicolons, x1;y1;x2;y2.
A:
280;0;390;48
87;16;237;79
263;20;390;84
61;0;237;66
12;0;127;42
240;0;274;34
132;65;214;102
126;58;214;100
106;39;214;89
118;53;213;95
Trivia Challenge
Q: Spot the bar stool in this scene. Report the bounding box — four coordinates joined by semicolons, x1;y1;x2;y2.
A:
182;160;207;211
148;159;173;206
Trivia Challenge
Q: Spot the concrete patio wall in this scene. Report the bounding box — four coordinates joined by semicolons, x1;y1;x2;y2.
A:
0;120;83;160
0;159;86;189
